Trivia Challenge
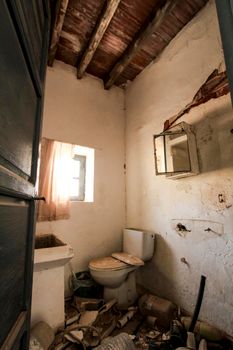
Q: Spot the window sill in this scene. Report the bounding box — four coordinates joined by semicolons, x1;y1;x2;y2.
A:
70;199;94;203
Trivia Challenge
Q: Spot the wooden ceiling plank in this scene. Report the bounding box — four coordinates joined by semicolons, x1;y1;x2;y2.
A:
104;0;179;89
48;0;70;66
77;0;121;79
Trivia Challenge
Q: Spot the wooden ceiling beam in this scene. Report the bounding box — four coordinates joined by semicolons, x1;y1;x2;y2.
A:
104;0;178;89
48;0;69;66
77;0;121;79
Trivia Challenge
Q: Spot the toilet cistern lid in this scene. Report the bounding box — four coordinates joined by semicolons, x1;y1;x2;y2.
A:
111;252;144;266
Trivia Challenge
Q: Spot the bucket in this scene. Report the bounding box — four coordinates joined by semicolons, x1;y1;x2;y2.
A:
71;271;102;298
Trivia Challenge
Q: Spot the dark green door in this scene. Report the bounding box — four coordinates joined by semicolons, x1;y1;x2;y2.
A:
0;0;49;348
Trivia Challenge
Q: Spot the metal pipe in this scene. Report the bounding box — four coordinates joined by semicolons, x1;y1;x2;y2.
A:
189;275;206;332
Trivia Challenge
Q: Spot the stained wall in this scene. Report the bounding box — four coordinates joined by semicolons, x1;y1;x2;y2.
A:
36;61;125;293
125;0;233;335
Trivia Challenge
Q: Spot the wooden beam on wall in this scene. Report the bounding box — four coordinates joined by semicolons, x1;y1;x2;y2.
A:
48;0;69;66
77;0;121;79
104;0;178;89
163;70;229;131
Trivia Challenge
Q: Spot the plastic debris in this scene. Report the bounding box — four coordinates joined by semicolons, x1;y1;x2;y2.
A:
94;333;136;349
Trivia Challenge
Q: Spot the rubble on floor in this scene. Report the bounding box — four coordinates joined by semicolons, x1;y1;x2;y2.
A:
46;292;233;350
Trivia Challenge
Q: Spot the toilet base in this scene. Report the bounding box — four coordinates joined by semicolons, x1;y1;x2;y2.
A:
104;271;138;309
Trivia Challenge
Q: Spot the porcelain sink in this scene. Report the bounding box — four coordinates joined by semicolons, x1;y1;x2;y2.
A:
31;234;74;329
34;234;74;271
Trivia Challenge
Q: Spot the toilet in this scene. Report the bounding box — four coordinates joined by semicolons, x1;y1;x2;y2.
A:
89;228;155;309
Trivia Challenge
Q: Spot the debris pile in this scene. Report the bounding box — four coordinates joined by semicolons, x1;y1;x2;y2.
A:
31;273;232;350
46;293;232;350
52;297;120;349
133;314;232;350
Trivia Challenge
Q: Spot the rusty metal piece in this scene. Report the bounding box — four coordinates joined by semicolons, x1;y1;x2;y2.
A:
139;294;177;328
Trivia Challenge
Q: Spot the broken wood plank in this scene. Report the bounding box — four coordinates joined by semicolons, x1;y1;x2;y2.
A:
163;70;230;131
104;0;178;89
48;0;69;66
77;0;121;79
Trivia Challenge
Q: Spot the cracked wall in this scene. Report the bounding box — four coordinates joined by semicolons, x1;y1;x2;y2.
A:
125;0;233;335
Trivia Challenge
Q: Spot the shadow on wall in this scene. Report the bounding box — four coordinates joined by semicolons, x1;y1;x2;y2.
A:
138;233;179;302
194;102;233;174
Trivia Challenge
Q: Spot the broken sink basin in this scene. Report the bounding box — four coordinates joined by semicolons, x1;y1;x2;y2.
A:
34;234;74;271
32;234;74;329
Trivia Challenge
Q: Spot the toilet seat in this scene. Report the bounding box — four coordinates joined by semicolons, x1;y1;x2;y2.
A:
89;256;129;271
111;252;144;266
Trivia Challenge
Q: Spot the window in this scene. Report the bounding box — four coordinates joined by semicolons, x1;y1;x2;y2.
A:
70;145;94;202
70;155;86;201
37;139;94;219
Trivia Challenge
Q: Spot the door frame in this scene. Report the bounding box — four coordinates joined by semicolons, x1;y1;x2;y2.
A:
216;0;233;108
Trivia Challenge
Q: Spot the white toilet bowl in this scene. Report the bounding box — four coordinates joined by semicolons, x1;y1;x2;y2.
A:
89;229;155;309
89;256;137;288
89;256;139;309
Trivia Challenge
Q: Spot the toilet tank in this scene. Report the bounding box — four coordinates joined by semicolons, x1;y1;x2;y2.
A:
123;228;155;261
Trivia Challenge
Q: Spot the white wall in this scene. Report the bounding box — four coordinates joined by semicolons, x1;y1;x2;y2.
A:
125;0;233;336
36;62;125;292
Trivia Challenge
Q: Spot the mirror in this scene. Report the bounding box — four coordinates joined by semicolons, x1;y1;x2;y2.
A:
153;122;199;178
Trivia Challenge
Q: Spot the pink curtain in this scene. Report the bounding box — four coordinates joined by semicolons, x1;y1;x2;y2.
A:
37;138;74;221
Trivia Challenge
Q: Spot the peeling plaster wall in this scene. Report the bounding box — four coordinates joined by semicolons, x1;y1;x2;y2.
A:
36;61;125;293
125;0;233;335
